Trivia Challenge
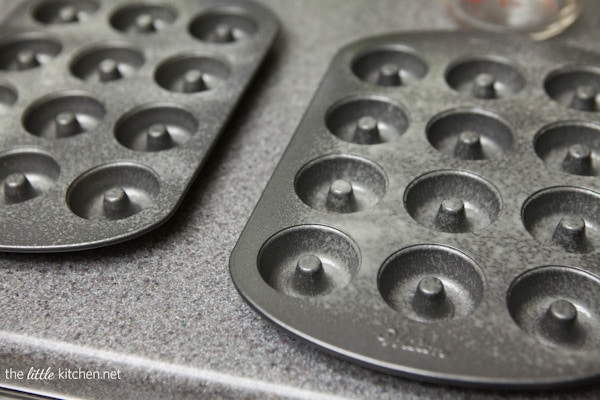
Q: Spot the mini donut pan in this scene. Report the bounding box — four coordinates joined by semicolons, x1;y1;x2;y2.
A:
0;0;277;252
230;32;600;389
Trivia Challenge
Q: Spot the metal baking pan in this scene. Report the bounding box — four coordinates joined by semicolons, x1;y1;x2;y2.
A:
0;0;278;252
230;31;600;389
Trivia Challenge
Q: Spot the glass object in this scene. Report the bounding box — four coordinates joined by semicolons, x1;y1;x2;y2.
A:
446;0;586;40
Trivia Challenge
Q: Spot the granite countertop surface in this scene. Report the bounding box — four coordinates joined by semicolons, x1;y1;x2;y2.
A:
0;0;599;399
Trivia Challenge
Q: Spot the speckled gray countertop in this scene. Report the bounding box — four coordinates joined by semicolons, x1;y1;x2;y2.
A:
0;1;599;399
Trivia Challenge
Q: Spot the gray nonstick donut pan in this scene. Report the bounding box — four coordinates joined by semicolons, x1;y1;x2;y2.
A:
230;31;600;389
0;0;277;252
